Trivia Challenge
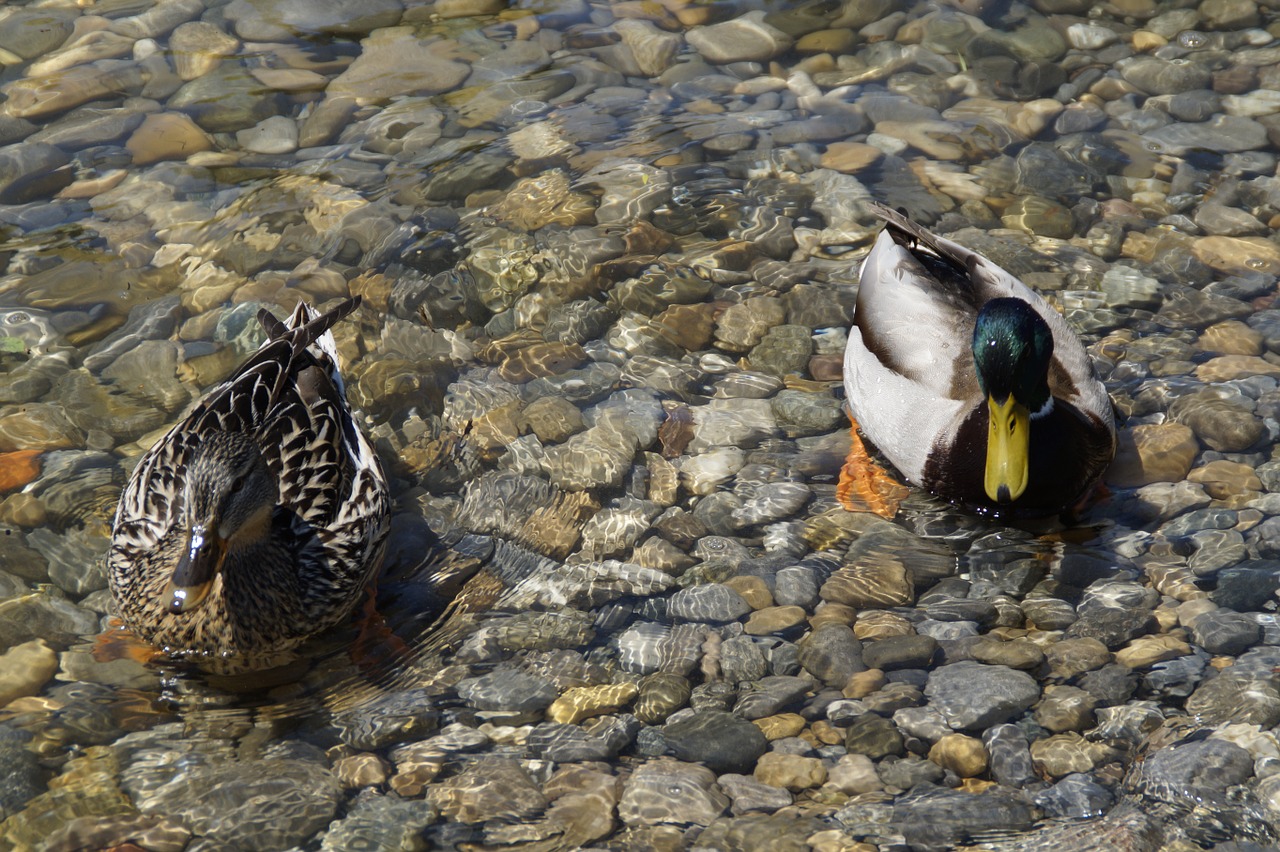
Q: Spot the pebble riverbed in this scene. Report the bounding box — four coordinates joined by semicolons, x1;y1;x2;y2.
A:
4;0;1280;849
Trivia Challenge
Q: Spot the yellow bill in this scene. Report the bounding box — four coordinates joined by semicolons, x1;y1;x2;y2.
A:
985;394;1030;503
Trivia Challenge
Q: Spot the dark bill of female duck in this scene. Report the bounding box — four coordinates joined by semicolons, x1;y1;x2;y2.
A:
162;430;278;615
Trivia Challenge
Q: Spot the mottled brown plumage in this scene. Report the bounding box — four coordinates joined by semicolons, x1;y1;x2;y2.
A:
108;297;388;668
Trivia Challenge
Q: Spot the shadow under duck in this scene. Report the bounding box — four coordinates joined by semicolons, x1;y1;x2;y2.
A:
843;203;1117;518
108;297;389;667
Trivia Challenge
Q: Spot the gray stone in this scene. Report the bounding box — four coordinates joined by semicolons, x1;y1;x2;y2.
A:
925;662;1040;731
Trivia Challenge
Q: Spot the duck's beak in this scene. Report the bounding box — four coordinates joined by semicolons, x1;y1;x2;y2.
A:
164;523;226;614
985;394;1030;503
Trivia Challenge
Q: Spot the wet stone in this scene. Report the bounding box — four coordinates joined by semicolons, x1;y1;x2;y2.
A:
733;676;812;720
224;0;403;39
1186;673;1280;726
969;637;1045;671
718;773;793;815
0;591;98;651
741;607;803;638
1107;423;1199;488
320;793;435;851
1064;607;1154;650
1169;390;1265;453
928;734;989;778
456;670;557;714
1188;610;1262;656
771;390;844;436
1148;115;1268;155
635;672;693;724
925;662;1040;731
754;752;826;791
0;640;57;706
1211;561;1280;611
663;710;768;774
526;717;638;763
862;635;938;671
843;713;904;760
618;760;729;827
0;143;72;205
774;566;820;609
747;325;813;379
668;583;752;623
334;688;439;750
130;758;341;849
1034;685;1098;734
821;563;914;609
427;758;546;824
797;623;865;687
686;11;794;64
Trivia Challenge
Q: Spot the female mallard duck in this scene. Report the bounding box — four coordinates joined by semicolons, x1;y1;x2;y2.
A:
843;203;1116;518
108;297;389;665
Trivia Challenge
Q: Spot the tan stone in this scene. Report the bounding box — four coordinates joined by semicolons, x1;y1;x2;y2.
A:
744;605;807;635
843;668;886;699
333;752;390;788
1198;320;1263;356
875;119;965;160
754;713;807;741
809;602;856;628
754;752;828;791
1106;423;1199;488
928;734;989;778
1115;633;1191;669
725;575;773;610
811;720;845;745
821;563;914;608
126;112;214;165
1187;459;1263;499
547;682;638;724
1195;354;1280;382
0;640;56;706
852;610;913;640
1131;30;1167;51
388;745;445;797
796;28;858;54
250;67;329;91
1031;733;1114;779
819;141;883;173
1193;235;1280;276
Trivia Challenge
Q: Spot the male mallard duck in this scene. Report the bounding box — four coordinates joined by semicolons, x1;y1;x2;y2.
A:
108;297;389;665
842;203;1116;518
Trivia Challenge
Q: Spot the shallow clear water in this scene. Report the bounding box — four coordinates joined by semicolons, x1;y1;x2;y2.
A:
4;0;1280;848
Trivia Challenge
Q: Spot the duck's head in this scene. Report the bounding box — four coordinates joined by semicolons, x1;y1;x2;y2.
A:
972;298;1054;505
165;431;278;615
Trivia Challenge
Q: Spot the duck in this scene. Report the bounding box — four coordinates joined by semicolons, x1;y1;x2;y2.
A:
842;203;1116;519
108;296;390;666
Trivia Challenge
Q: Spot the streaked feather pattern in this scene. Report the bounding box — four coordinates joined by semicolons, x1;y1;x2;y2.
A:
108;297;389;665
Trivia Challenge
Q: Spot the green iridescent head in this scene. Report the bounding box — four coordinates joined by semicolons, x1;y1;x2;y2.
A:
971;298;1054;503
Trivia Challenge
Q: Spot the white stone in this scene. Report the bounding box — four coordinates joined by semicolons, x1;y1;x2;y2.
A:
1067;23;1120;50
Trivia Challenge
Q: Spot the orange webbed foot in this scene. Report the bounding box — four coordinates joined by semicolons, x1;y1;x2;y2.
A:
350;583;412;674
91;619;163;666
836;415;909;519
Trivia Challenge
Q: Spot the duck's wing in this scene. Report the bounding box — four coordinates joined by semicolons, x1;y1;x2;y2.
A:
845;211;979;482
867;203;1114;432
111;298;368;547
